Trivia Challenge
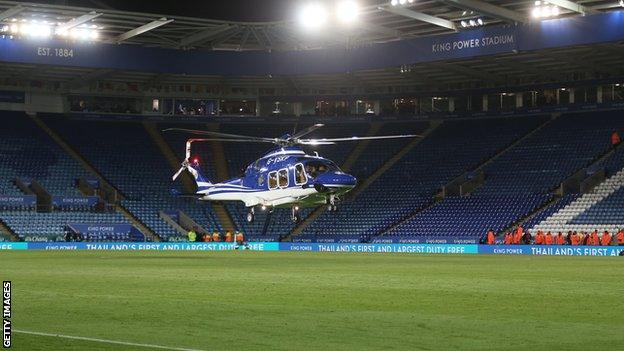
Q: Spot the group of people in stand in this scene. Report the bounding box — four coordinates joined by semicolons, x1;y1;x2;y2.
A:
186;228;244;244
486;227;624;246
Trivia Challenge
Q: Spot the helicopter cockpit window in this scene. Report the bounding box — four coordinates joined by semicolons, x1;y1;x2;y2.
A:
295;163;307;185
278;169;288;188
268;171;278;190
305;161;338;178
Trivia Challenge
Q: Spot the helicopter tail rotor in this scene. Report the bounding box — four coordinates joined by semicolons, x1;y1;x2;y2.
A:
172;159;189;181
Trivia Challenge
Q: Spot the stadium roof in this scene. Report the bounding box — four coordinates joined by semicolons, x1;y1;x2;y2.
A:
0;0;621;51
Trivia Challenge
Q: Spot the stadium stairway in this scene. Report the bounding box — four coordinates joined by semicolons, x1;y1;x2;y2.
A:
0;219;19;241
33;115;160;241
340;122;383;173
205;123;230;182
379;114;556;238
144;122;236;232
285;120;440;241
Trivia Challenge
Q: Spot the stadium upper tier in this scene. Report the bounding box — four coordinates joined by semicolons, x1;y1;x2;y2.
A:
2;110;624;243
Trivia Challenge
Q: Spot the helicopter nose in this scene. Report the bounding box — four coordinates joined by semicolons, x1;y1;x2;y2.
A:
314;172;356;190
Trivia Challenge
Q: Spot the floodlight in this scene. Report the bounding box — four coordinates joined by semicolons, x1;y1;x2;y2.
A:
299;2;328;30
336;1;359;24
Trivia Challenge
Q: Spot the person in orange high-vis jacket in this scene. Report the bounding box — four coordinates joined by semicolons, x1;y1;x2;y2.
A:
487;230;496;245
503;232;513;245
202;232;211;242
544;231;554;245
618;229;624;246
224;230;233;243
555;232;566;245
570;232;580;246
235;231;244;245
535;231;545;245
611;131;621;147
601;231;612;246
212;231;220;242
513;227;523;245
590;230;600;246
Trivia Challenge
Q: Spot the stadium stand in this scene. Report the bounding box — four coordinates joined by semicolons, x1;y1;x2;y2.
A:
0;111;140;241
385;111;624;242
43;117;222;240
4;109;623;243
297;116;548;242
0;111;90;196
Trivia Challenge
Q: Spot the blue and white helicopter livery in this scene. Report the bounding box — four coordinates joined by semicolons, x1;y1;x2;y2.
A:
165;124;417;222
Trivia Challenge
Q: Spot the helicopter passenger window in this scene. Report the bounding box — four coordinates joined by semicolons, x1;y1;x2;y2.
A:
295;163;306;185
278;169;288;188
268;171;278;190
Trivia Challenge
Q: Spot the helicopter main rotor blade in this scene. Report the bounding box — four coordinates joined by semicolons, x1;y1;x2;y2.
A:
162;128;277;143
297;140;336;145
299;134;420;143
289;123;324;141
188;138;277;143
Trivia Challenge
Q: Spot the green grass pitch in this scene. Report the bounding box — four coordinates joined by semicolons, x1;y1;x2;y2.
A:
1;251;623;350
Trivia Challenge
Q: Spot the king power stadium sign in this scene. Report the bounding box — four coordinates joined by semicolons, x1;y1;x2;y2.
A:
431;34;515;54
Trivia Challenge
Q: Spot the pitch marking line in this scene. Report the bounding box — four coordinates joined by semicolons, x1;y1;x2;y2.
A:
14;329;207;351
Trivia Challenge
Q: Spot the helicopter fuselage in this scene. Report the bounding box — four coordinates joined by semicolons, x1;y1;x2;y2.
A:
196;147;356;208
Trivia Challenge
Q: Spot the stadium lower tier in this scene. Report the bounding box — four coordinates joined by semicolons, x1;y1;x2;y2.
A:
2;110;624;244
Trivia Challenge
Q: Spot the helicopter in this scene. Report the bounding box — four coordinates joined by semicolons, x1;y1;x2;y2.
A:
165;124;417;222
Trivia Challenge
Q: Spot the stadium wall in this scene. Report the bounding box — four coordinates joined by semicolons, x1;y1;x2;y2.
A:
1;242;622;256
